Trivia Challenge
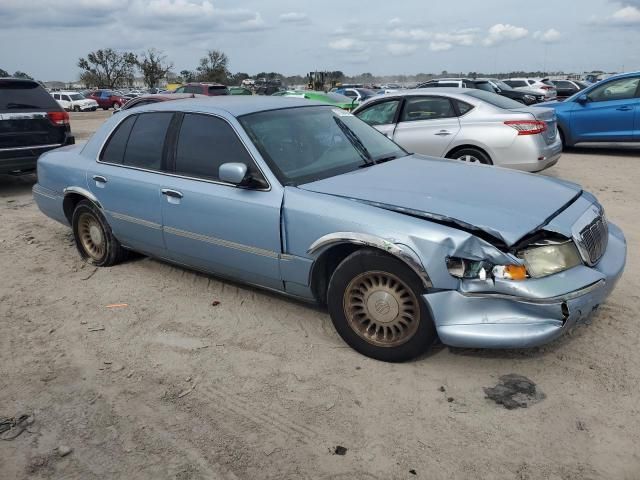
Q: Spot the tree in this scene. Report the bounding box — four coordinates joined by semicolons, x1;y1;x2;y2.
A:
0;68;9;77
78;48;137;88
228;72;250;86
196;50;229;83
138;49;173;88
179;70;196;83
13;71;33;79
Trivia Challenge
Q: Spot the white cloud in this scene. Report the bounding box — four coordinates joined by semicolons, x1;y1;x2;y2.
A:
388;17;402;26
386;43;417;55
483;23;528;46
328;38;367;53
533;28;561;43
388;28;476;46
429;42;452;52
279;12;309;24
610;5;640;24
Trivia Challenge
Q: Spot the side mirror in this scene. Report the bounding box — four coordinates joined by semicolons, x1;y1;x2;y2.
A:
576;94;589;104
219;162;248;185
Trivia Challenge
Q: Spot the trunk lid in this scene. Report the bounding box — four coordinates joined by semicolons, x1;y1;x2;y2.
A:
299;155;581;247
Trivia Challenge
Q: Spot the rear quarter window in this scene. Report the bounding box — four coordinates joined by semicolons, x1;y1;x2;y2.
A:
0;80;60;112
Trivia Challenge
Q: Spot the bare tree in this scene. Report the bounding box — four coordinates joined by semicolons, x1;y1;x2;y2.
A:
12;71;33;80
196;50;229;83
138;49;173;88
78;48;137;88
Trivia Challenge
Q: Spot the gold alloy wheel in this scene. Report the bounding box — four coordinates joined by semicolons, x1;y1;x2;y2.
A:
343;271;420;347
78;212;106;261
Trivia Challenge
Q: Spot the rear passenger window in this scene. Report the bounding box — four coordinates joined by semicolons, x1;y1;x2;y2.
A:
175;114;254;181
100;115;136;164
122;112;173;170
454;100;474;115
400;97;455;122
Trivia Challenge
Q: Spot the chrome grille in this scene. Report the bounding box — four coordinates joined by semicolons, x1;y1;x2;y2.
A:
576;212;608;266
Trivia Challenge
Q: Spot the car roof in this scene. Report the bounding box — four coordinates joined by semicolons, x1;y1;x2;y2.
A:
359;87;478;102
129;95;328;117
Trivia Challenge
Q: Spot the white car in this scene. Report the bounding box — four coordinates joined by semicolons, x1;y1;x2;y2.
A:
504;78;557;100
51;91;98;112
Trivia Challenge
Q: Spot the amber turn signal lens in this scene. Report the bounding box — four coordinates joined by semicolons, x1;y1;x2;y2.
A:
505;265;527;280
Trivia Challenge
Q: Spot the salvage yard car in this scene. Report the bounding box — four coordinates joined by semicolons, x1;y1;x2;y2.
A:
1;77;74;174
52;91;98;112
353;88;562;171
539;71;640;148
33;97;626;362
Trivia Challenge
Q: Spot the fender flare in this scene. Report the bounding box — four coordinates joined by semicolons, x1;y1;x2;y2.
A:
63;187;103;209
307;232;432;288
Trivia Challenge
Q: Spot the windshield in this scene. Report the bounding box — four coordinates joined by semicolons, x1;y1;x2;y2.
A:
69;93;84;100
322;92;354;103
474;82;495;92
463;89;525;109
239;106;407;186
492;80;513;90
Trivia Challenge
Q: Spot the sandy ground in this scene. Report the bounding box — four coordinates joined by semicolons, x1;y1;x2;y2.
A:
1;110;639;479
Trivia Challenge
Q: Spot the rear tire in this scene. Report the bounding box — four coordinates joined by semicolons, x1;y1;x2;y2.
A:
72;200;127;267
327;249;436;362
447;147;492;165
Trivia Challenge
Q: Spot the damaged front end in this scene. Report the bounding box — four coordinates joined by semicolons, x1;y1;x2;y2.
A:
421;204;626;349
355;194;626;349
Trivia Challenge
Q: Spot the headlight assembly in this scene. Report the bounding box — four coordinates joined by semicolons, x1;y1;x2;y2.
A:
447;238;582;282
518;240;582;278
524;94;535;101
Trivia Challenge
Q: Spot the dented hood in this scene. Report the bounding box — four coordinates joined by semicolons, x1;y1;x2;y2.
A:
298;155;582;247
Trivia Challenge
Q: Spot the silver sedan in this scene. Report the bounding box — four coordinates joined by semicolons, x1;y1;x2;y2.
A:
353;88;562;172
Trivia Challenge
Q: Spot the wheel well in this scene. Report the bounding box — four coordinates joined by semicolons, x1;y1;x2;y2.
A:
309;243;429;305
445;144;492;163
310;243;361;305
62;193;87;223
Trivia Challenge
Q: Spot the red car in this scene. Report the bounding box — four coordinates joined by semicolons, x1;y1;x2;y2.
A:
86;89;129;110
173;83;229;96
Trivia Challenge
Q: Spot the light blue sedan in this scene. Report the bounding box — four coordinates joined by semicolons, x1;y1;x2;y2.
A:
33;97;626;362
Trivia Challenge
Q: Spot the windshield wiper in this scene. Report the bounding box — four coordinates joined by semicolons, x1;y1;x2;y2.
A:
371;155;399;164
333;116;373;165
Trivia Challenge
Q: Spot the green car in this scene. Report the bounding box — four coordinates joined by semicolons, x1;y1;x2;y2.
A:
274;90;358;110
229;86;253;95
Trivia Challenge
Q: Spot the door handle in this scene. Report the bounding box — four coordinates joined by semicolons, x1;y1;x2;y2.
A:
161;189;183;199
616;106;632;111
92;175;107;183
435;130;452;136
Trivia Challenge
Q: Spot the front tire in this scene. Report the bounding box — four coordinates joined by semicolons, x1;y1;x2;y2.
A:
113;102;121;110
72;200;126;267
327;249;436;362
73;106;80;112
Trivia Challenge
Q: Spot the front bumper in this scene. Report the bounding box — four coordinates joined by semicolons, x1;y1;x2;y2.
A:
424;223;626;348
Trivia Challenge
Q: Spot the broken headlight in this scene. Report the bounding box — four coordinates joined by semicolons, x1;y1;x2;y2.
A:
446;257;493;280
518;240;582;278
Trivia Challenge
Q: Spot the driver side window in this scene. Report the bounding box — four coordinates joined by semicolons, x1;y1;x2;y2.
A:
174;113;262;184
355;99;400;126
589;77;640;102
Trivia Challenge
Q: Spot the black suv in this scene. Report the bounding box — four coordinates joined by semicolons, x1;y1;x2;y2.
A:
1;78;74;174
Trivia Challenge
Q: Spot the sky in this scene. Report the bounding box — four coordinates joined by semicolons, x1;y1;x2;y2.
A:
0;0;639;81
